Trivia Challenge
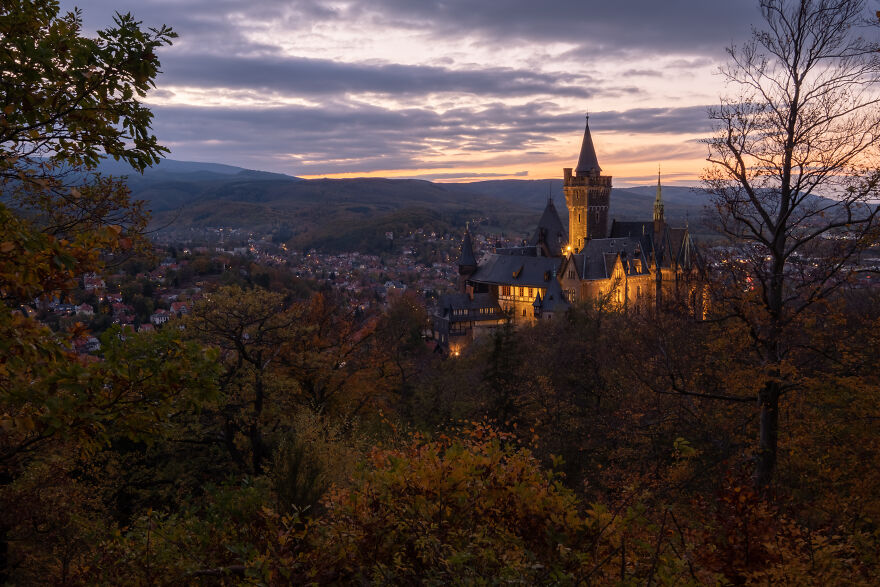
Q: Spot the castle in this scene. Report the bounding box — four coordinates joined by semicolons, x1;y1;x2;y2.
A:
432;117;702;349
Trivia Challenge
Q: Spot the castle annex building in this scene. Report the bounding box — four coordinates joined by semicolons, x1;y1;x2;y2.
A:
432;117;703;349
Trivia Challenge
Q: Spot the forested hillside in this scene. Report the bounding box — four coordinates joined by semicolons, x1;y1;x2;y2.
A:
2;1;880;584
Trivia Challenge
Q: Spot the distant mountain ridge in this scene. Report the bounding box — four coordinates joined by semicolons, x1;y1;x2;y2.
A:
110;158;715;250
96;158;303;181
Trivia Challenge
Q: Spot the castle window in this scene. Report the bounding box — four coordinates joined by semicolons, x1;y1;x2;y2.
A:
518;287;524;297
522;308;526;317
568;270;574;279
527;287;533;298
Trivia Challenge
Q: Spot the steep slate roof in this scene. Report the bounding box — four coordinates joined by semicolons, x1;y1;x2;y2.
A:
470;254;562;288
530;198;567;251
575;117;601;175
494;246;538;256
609;221;679;269
609;220;655;256
565;237;650;280
669;227;703;271
435;292;501;323
458;228;477;267
540;278;570;313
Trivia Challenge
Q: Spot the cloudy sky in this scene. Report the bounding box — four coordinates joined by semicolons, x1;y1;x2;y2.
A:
63;0;767;186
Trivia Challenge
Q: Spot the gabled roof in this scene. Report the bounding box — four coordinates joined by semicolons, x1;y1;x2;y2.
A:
470;254;562;288
575;116;601;175
669;226;703;271
530;198;567;251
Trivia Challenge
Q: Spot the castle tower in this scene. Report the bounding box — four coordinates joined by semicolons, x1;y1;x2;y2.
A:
563;116;612;252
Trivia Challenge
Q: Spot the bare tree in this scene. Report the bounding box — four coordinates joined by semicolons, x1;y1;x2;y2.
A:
703;0;880;489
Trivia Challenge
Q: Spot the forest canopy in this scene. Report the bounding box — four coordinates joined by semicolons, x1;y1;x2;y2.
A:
1;0;879;584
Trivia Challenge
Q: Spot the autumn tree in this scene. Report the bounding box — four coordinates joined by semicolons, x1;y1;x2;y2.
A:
278;292;383;415
0;0;177;579
1;0;174;245
703;0;880;488
187;286;296;475
373;291;429;408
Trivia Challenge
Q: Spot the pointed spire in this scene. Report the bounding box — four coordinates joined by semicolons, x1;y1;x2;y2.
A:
458;224;477;269
575;115;601;175
653;166;665;223
531;196;567;252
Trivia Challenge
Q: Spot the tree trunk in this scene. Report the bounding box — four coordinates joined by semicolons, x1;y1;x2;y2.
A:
755;255;785;491
754;379;780;491
250;369;265;475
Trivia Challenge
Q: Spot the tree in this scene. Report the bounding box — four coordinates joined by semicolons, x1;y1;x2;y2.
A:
0;1;176;578
187;286;296;475
704;0;880;489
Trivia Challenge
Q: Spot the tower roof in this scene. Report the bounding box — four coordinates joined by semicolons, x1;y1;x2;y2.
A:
458;226;477;268
575;116;601;175
541;277;570;313
654;168;664;222
530;197;567;250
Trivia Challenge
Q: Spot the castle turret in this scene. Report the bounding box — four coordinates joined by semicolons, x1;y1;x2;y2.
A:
530;196;567;256
653;170;665;307
457;224;477;293
653;168;665;236
564;116;612;252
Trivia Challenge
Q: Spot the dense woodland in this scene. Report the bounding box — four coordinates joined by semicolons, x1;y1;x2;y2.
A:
2;0;880;584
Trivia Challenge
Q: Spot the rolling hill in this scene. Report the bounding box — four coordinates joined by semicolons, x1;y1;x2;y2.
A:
108;159;715;251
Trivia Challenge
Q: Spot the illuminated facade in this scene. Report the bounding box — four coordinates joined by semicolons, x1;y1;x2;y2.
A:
431;119;702;350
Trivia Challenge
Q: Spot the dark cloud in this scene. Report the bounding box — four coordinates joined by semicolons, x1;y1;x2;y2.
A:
603;143;707;164
593;106;712;134
350;0;759;56
621;69;664;78
149;102;713;175
57;0;743;178
64;0;758;60
161;55;597;98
